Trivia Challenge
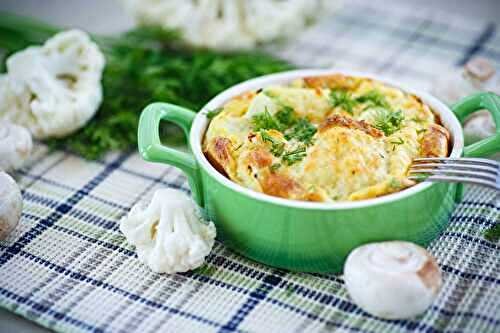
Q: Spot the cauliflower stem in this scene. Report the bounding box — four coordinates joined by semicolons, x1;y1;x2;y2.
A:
0;12;293;159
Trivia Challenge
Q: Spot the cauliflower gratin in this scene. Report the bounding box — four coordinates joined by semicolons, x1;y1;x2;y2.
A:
203;74;450;202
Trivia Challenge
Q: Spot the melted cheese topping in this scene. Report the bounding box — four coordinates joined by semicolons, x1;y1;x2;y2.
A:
203;74;450;202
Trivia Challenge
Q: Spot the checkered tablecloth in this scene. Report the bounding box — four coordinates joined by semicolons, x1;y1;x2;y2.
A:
1;1;499;332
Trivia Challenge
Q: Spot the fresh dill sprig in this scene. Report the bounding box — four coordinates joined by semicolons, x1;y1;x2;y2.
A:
206;107;223;119
330;89;357;114
374;109;404;136
356;90;391;109
269;163;281;172
252;108;284;132
282;146;307;165
285;118;317;146
260;130;285;157
275;106;298;127
390;137;405;145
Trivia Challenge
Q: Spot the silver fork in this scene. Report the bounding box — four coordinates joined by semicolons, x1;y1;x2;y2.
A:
409;157;500;191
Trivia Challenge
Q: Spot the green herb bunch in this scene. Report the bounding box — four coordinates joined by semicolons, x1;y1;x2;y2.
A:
374;109;404;136
0;12;293;159
252;103;315;166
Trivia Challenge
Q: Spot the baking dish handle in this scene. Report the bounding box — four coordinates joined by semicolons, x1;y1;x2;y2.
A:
138;102;203;207
451;92;500;157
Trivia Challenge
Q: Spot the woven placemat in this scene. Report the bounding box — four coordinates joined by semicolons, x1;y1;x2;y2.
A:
1;1;499;332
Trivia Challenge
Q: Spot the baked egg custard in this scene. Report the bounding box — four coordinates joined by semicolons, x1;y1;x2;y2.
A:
203;74;450;202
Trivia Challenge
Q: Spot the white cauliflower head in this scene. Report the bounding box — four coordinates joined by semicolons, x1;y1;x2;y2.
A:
120;188;216;274
0;122;33;172
120;0;339;50
0;29;105;139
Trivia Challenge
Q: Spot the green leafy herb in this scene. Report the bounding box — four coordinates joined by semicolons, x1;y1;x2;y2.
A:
330;89;357;114
282;146;307;165
374;109;404;136
206;107;223;119
356;90;390;109
416;128;427;135
260;130;285;157
275;106;298;127
285;118;317;145
252;108;282;132
484;224;500;242
0;12;293;159
390;137;405;145
411;117;425;124
269;163;281;172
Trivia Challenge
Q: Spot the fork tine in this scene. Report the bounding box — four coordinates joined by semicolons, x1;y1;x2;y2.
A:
410;163;499;175
413;157;500;168
408;174;499;190
409;168;498;182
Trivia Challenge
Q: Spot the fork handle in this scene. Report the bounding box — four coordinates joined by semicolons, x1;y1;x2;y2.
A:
452;92;500;158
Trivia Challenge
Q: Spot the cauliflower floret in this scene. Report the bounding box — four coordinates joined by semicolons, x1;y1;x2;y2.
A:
120;0;339;50
120;188;216;274
0;122;33;172
0;29;105;139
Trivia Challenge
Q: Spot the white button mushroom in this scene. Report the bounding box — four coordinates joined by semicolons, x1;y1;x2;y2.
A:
0;122;33;172
344;241;442;319
120;188;216;274
0;29;105;139
0;171;23;240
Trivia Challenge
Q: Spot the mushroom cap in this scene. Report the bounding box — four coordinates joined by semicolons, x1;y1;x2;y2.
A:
0;171;23;240
0;122;33;172
344;241;442;319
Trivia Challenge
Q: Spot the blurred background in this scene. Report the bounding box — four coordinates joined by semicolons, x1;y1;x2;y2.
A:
0;0;499;332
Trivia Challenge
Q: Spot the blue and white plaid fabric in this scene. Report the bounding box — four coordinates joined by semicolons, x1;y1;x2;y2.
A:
1;1;499;332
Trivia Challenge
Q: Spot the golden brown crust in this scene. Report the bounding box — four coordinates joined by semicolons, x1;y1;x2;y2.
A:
261;173;302;199
250;149;273;168
303;74;362;90
421;124;450;157
204;137;233;176
319;114;384;138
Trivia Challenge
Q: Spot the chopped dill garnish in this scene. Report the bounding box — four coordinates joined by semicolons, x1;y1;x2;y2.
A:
275;105;298;127
285;118;317;145
484;224;500;242
411;117;425;123
356;90;391;109
233;143;243;151
269;163;281;172
260;130;285;157
330;89;357;114
282;146;307;165
206;107;223;119
374;109;404;136
390;137;405;145
252;106;317;146
252;108;282;131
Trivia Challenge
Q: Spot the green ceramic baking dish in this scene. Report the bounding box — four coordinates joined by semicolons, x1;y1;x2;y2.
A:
138;69;500;273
